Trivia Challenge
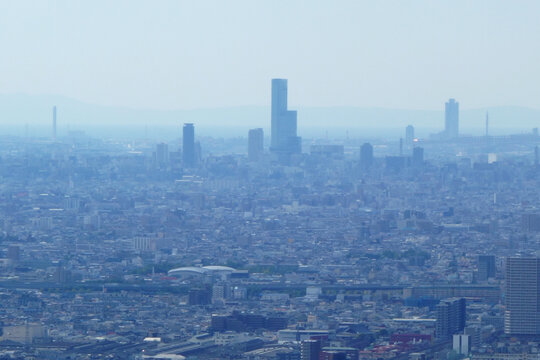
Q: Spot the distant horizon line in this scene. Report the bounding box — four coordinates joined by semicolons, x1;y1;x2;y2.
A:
2;92;540;113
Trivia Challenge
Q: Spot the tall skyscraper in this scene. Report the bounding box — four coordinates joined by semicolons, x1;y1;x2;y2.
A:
436;298;466;339
477;255;496;282
183;123;195;167
445;98;459;139
505;257;540;335
248;128;264;161
405;125;414;146
52;106;57;141
360;143;373;170
270;79;301;154
156;143;170;168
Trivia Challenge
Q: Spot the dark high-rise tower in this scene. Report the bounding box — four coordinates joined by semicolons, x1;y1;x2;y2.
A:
477;255;496;282
182;123;195;167
360;143;373;170
301;339;321;360
405;125;414;146
445;98;459;139
270;79;301;154
505;257;540;336
436;298;466;339
248;128;264;161
156;143;170;168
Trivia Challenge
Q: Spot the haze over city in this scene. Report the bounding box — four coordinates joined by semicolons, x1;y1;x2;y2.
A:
2;0;540;138
1;1;540;360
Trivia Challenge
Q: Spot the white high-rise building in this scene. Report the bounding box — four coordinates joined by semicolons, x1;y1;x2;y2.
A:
248;128;264;161
453;334;471;355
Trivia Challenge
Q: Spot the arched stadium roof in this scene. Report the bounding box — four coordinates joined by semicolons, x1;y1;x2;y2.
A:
167;265;236;276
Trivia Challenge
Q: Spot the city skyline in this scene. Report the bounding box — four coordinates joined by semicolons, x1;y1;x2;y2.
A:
2;2;540;358
2;92;540;140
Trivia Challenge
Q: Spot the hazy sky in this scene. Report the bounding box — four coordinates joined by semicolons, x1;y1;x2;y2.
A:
1;0;540;110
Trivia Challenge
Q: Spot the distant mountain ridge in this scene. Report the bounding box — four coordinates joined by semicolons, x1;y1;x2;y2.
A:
1;94;539;137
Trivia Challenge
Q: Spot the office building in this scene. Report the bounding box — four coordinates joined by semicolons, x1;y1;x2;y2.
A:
300;339;321;360
212;284;229;303
156;143;169;168
464;326;481;348
521;213;540;232
436;298;466;339
210;312;287;332
270;79;301;154
478;255;496;281
248;128;264;161
405;125;414;146
360;143;373;170
54;266;72;284
188;288;211;306
183;123;195;167
277;330;330;343
505;257;540;335
320;347;358;360
445;98;459;139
